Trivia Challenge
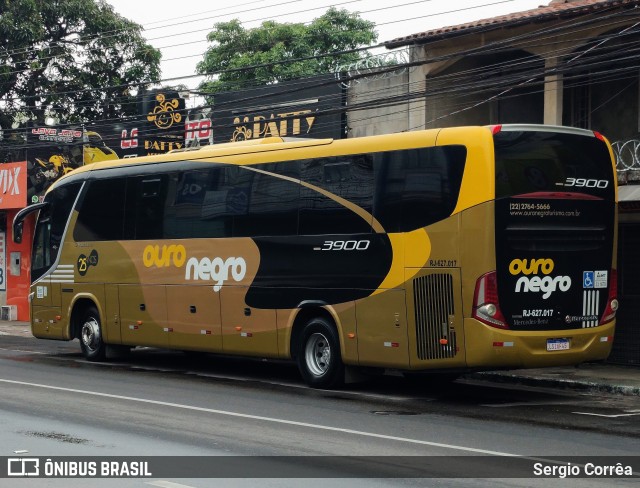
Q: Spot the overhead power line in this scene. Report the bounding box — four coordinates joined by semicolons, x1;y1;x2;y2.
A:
1;2;639;151
1;3;632;111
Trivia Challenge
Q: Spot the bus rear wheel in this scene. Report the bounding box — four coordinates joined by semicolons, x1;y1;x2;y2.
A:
297;318;344;389
79;306;106;361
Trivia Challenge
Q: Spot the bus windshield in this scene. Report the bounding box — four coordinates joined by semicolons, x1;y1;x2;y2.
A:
31;183;82;281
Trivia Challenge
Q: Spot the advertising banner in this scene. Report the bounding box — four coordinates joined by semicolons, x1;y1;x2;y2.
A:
0;161;27;209
26;127;88;204
95;90;187;158
212;74;344;143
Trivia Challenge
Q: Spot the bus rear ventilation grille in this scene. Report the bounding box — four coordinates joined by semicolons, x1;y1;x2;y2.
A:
413;274;456;360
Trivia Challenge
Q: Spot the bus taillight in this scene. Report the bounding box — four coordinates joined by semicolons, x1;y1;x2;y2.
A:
472;271;508;329
600;269;619;324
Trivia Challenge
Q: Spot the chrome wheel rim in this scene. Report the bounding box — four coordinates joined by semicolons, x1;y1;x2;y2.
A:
81;317;101;353
305;332;331;377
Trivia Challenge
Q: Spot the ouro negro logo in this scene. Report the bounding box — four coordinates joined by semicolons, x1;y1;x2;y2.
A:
142;245;246;292
509;258;571;299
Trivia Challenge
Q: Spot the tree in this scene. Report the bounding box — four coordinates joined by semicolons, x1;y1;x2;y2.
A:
0;0;161;128
196;7;377;97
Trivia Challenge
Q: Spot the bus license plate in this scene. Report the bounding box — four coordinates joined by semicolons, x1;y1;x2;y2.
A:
547;338;570;351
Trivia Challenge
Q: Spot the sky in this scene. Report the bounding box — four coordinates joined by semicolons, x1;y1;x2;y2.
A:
105;0;546;95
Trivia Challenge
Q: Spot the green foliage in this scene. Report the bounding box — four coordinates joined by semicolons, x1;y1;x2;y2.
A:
0;0;161;127
196;8;377;98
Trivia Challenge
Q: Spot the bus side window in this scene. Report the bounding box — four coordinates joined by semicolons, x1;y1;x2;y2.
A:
163;167;231;239
202;162;300;238
298;155;374;235
373;146;466;232
127;175;168;240
74;178;125;241
235;162;300;237
50;183;82;247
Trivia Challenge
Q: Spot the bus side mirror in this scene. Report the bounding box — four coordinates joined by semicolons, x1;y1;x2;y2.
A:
12;202;48;244
13;220;23;244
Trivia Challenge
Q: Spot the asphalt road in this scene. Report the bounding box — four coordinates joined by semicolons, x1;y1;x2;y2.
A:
0;334;638;487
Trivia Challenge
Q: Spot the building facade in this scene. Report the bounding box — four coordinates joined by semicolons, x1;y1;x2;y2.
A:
349;0;640;364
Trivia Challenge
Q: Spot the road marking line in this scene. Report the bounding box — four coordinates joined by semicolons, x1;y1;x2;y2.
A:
0;377;515;456
0;377;581;466
146;481;196;488
573;411;640;418
481;401;575;408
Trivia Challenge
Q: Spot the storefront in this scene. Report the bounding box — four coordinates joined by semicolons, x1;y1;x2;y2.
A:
0;90;189;321
0;161;32;321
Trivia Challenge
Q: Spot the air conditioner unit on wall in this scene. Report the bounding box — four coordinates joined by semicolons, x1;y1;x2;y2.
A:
1;305;17;321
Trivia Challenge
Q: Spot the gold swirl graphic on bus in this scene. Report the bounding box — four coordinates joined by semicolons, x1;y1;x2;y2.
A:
374;230;432;295
241;165;432;293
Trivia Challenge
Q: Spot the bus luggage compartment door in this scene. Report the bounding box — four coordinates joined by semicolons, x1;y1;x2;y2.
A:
118;284;168;348
220;287;278;357
406;268;466;369
166;285;222;352
355;289;409;368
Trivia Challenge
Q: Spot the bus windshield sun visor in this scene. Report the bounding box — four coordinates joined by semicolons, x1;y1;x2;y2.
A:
12;202;48;244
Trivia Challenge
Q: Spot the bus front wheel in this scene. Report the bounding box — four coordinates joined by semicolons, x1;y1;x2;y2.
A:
297;318;344;389
79;306;106;361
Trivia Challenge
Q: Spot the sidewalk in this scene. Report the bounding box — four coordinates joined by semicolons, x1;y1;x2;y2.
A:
469;363;640;396
1;320;638;395
0;320;34;337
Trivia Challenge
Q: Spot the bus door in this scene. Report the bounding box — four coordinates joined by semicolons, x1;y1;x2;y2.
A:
405;268;466;368
31;204;57;335
118;284;168;348
26;184;82;338
166;285;222;352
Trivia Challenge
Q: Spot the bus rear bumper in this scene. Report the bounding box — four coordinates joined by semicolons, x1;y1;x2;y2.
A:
464;318;615;368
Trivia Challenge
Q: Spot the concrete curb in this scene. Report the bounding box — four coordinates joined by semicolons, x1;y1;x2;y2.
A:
468;371;640;396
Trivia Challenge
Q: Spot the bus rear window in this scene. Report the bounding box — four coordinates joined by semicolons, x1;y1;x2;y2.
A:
494;130;614;200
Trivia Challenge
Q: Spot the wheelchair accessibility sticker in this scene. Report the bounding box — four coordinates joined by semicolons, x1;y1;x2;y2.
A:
583;270;607;289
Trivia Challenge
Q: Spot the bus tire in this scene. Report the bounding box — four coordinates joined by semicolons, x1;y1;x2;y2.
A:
297;318;344;389
79;306;106;361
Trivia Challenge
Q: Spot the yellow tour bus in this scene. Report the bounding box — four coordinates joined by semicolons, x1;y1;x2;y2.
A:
14;124;619;388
